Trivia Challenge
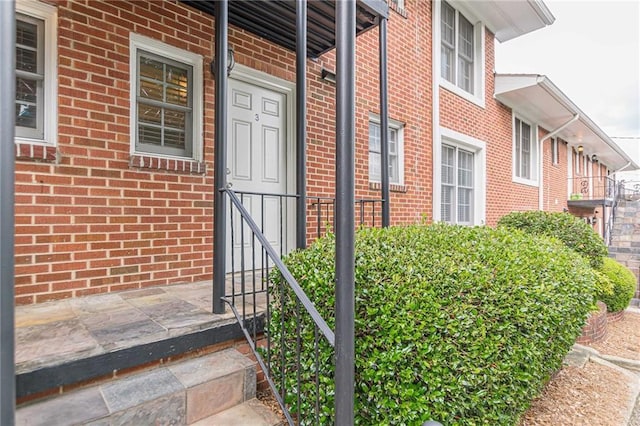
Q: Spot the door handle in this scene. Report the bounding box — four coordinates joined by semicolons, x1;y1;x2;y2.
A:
226;182;233;189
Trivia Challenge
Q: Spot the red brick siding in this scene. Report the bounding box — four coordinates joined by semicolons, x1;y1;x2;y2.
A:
576;301;608;344
15;0;583;303
542;136;570;212
15;0;220;304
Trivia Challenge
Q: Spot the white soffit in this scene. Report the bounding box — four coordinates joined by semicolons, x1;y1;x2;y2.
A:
452;0;555;42
494;74;638;171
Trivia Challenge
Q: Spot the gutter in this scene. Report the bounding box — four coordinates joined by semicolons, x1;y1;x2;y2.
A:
536;76;639;170
539;114;580;211
528;0;556;26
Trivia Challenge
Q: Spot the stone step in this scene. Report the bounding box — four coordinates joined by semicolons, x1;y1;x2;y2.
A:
16;348;260;425
192;398;283;426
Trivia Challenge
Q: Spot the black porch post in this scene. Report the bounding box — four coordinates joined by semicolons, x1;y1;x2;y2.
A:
296;0;307;249
379;18;390;227
335;1;356;424
213;0;229;314
0;1;16;423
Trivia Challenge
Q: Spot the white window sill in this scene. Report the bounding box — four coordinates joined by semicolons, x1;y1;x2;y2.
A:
130;153;206;174
512;176;539;188
369;181;407;193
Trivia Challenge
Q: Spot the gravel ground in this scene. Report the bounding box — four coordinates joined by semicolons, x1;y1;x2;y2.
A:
520;310;640;425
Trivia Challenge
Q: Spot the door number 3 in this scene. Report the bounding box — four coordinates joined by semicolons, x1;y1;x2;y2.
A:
254;114;260;122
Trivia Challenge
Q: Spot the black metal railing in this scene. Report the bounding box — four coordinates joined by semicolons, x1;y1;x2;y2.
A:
223;189;382;424
603;182;621;246
308;196;382;244
618;180;640;201
568;175;616;201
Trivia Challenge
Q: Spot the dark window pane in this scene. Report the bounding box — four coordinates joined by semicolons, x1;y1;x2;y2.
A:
166;86;188;106
165;130;185;149
16;78;38;103
16;46;38;73
139;79;163;101
16;20;37;48
139;56;164;81
15;102;37;128
166;66;188;87
164;109;185;129
139;124;162;146
138;104;162;125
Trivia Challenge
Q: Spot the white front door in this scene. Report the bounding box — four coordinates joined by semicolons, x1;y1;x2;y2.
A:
226;77;288;271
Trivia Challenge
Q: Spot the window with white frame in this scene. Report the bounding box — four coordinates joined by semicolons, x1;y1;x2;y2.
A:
130;34;203;160
441;1;478;95
513;117;536;182
441;144;475;225
551;138;559;165
15;1;57;144
584;154;588;176
368;118;404;185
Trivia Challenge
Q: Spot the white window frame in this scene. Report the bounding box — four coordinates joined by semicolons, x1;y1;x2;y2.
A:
391;0;405;11
434;127;486;226
368;114;405;186
551;137;559;166
129;33;203;161
436;1;485;108
15;0;57;146
512;114;539;187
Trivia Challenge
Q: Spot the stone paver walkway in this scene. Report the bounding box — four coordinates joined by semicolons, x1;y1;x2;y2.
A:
15;279;264;375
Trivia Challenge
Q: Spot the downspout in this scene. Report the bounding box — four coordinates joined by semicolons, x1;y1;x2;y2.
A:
0;1;16;422
431;1;441;222
538;114;579;211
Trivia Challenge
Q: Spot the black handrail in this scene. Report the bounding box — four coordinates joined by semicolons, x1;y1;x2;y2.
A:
225;188;335;344
222;188;382;424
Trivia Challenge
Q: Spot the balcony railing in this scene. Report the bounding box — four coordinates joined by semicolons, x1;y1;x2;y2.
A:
568;176;616;203
618;180;640;202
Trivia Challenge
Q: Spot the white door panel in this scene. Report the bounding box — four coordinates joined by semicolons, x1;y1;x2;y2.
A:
227;78;287;271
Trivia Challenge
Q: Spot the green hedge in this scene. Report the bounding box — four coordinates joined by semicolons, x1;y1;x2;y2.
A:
598;257;637;312
269;224;596;425
497;211;607;268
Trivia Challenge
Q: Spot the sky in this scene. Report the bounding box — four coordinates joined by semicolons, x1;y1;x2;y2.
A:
494;0;640;154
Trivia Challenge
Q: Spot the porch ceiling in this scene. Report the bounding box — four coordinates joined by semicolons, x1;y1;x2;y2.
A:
495;74;639;171
181;0;389;59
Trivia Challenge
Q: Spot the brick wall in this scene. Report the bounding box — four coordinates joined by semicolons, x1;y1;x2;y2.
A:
576;301;608;344
16;0;215;304
542;136;570;212
14;0;576;304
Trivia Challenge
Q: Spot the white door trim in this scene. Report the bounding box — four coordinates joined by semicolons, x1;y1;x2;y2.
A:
228;64;297;254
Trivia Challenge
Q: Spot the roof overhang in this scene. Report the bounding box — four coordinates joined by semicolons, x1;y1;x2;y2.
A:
450;0;554;42
495;74;639;171
182;0;389;58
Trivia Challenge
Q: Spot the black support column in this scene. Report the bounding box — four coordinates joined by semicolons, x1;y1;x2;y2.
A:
213;0;229;314
379;18;390;227
0;1;16;424
296;0;307;249
334;1;356;424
